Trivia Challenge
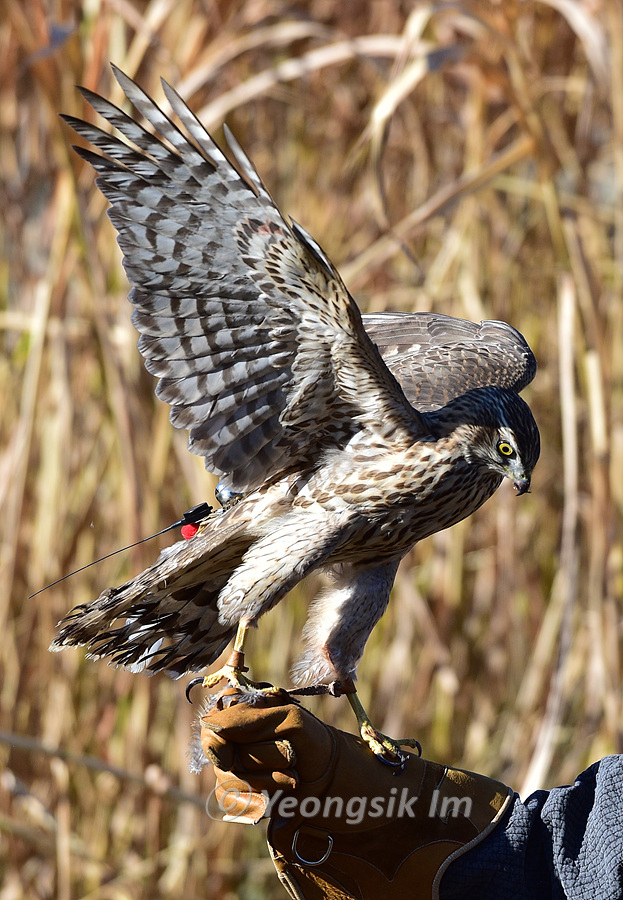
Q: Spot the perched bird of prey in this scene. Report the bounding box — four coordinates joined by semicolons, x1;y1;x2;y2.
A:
52;66;540;761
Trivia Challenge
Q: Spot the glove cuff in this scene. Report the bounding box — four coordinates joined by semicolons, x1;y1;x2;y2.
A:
266;762;513;900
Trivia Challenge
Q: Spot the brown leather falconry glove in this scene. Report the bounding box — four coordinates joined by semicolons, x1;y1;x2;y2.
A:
199;689;513;900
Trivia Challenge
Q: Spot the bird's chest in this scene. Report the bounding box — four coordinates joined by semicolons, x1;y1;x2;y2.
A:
299;442;502;560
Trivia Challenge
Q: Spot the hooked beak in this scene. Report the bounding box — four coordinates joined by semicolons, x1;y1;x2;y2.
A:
513;476;531;496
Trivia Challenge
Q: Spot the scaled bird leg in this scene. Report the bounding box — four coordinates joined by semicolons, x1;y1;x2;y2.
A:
346;689;421;767
202;622;258;690
202;622;279;693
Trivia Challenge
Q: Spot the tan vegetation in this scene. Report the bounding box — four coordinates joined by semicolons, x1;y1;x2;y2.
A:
1;0;622;897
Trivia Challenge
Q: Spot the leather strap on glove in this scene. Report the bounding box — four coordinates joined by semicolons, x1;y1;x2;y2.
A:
200;689;513;900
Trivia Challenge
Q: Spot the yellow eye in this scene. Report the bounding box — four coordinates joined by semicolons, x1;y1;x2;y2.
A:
497;441;515;457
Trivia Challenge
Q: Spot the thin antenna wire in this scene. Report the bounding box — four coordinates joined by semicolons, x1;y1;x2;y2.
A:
28;502;214;599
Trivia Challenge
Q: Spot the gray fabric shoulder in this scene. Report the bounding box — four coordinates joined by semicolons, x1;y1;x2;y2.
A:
441;755;623;900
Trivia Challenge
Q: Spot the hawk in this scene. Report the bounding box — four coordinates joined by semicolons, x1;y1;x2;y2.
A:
52;66;540;761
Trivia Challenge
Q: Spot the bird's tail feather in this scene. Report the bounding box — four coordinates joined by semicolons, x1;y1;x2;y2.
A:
50;512;254;677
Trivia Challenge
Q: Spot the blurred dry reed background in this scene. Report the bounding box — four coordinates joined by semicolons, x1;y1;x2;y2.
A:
1;0;622;897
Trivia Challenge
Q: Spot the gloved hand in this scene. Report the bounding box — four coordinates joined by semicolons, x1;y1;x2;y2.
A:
200;688;513;900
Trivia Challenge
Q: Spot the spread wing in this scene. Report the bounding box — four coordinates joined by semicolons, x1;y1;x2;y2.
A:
64;65;424;493
364;312;537;411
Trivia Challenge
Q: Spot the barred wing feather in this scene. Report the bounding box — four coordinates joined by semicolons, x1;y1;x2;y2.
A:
64;66;424;494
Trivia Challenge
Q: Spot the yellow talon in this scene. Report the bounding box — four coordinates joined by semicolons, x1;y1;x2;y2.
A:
202;661;254;691
201;621;278;694
202;622;252;689
347;690;421;764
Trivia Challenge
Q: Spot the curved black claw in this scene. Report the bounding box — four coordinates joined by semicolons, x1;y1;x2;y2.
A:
185;677;204;703
375;740;421;774
376;748;406;772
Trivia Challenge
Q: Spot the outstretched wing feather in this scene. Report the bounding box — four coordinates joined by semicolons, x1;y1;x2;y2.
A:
67;66;422;492
364;312;536;411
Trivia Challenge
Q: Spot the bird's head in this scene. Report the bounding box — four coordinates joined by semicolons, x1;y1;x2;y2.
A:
473;423;537;494
465;387;540;494
430;386;540;494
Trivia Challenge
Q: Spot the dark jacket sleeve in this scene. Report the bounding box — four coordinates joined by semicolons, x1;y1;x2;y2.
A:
441;755;623;900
